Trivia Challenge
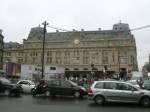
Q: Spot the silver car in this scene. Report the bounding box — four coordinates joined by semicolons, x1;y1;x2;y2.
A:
17;80;35;94
88;80;150;107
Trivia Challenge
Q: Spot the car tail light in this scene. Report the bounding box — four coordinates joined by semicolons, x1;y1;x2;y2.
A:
87;88;93;95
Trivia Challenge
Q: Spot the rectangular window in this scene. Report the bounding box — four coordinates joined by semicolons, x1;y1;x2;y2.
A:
73;50;79;56
112;52;114;62
83;57;89;64
56;51;61;57
120;57;128;64
65;51;70;56
50;67;56;70
102;51;109;64
17;58;23;63
47;51;52;56
64;57;70;64
56;57;61;64
47;57;52;64
102;56;108;64
83;51;89;56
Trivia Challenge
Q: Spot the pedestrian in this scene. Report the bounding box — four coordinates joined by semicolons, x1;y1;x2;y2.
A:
137;77;143;88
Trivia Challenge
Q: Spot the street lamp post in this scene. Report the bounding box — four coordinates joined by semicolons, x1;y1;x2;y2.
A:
131;55;135;71
118;56;120;73
91;63;95;81
41;21;48;79
5;60;8;77
0;31;4;70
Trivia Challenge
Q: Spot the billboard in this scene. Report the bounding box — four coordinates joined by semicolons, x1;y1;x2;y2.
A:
6;62;21;77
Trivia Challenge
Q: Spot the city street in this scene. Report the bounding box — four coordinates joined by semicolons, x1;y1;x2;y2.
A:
0;95;150;112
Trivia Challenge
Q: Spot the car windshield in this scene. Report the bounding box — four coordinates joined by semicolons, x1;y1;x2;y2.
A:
29;81;35;85
68;80;77;86
0;77;10;84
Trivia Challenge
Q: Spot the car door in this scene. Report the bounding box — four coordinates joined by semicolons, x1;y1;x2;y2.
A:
60;80;74;96
116;82;140;102
48;80;61;95
103;82;120;101
18;81;30;93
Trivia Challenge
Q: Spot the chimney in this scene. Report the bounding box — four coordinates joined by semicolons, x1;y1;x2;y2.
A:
98;28;101;31
73;29;76;32
81;29;84;32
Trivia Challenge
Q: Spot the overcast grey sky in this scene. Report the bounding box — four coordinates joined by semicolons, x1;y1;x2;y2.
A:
0;0;150;70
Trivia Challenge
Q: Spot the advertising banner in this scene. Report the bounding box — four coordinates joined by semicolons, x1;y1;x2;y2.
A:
6;62;21;77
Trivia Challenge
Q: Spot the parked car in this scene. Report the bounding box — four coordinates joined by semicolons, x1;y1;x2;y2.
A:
126;74;144;88
0;77;22;96
88;80;150;107
126;80;140;88
32;79;87;98
143;80;150;90
147;73;150;80
17;80;35;93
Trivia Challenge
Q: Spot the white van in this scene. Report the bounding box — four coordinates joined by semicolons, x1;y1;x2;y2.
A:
127;71;143;88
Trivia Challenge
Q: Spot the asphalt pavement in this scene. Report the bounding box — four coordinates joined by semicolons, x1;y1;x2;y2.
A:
0;95;150;112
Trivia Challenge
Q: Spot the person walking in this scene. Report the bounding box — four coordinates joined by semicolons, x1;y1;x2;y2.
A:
137;77;143;88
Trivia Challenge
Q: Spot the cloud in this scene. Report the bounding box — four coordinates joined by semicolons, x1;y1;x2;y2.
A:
0;0;150;69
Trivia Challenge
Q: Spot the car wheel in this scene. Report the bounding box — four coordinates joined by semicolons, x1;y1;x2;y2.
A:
31;89;35;94
45;90;50;97
74;91;80;98
4;90;11;96
140;97;150;107
94;95;105;105
31;89;36;96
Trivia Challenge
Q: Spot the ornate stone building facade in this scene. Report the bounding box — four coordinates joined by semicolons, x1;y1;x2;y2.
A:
0;29;4;69
3;23;138;78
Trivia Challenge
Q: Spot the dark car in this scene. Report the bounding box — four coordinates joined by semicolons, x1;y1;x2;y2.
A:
143;80;150;90
0;77;22;96
32;79;87;98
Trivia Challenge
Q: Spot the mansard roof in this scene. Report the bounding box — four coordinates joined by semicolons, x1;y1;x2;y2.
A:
4;42;23;49
27;23;132;41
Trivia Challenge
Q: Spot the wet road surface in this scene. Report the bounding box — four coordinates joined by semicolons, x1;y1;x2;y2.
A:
0;95;150;112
